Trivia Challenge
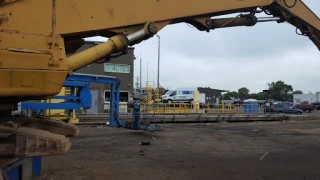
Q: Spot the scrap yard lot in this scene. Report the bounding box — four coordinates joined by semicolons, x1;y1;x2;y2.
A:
43;120;320;180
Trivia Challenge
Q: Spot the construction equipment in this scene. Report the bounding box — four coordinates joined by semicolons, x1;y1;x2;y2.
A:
0;0;319;160
20;73;121;124
122;104;164;131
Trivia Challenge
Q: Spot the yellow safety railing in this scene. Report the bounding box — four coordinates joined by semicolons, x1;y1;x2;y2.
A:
128;102;264;115
140;81;162;105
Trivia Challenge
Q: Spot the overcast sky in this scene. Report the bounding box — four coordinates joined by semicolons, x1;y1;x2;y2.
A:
87;1;320;94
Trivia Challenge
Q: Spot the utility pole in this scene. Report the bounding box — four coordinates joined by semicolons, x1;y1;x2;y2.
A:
140;53;142;88
156;35;160;89
147;61;149;83
136;77;139;89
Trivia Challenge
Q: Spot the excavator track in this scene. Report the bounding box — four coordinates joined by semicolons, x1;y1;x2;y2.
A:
0;116;78;158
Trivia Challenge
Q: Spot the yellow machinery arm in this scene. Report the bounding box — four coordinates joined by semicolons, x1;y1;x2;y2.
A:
0;0;319;158
274;0;320;50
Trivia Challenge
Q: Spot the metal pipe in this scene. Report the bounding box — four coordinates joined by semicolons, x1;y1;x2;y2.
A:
67;29;147;72
127;29;147;42
156;35;160;89
257;17;281;22
211;16;281;29
211;15;258;28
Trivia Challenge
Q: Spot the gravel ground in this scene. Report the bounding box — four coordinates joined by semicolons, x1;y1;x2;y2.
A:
43;120;320;180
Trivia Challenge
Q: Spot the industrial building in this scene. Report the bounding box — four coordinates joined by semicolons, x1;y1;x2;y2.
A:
73;41;135;113
293;93;320;104
198;87;228;104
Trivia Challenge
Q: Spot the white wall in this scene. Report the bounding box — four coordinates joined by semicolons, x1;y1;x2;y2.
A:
293;93;320;104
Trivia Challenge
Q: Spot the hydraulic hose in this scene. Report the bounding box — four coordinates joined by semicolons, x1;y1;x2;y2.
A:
283;0;297;8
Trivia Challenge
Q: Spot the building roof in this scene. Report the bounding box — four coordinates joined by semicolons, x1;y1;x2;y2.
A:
197;87;229;92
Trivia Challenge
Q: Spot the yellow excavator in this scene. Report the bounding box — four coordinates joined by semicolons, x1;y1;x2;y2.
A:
0;0;319;158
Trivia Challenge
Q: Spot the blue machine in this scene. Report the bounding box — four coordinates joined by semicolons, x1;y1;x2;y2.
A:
21;73;163;131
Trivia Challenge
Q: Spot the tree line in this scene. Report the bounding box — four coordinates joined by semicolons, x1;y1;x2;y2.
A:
223;81;303;101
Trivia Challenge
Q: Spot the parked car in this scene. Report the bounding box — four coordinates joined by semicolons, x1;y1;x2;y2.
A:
265;103;302;115
294;104;314;113
311;102;320;110
233;98;246;105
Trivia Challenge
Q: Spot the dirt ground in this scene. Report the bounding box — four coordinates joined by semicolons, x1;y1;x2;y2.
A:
43;120;320;180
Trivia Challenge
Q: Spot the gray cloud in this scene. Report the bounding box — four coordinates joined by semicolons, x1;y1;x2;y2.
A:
159;20;314;61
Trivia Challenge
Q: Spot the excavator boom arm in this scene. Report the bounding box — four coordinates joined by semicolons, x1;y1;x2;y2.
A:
274;0;320;50
54;0;320;51
1;1;319;46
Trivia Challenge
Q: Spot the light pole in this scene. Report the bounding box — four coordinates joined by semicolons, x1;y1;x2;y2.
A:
156;35;160;89
139;53;142;88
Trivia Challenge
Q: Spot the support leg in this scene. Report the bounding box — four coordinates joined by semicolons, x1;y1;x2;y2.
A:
109;84;115;126
32;156;41;177
115;86;120;123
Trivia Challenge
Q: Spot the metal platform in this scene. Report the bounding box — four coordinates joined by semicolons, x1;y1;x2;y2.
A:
20;73;164;131
77;113;320;125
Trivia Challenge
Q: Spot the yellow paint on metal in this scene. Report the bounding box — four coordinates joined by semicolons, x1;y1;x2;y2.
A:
67;35;128;71
68;118;80;124
193;90;200;110
222;102;225;113
276;0;320;30
41;87;81;123
54;0;274;36
141;103;193;114
45;87;66;117
0;70;67;97
138;103;264;115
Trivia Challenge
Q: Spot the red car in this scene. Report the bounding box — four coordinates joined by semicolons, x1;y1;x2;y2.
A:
294;104;314;113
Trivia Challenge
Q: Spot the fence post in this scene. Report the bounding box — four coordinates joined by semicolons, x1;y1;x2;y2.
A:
222;102;225;113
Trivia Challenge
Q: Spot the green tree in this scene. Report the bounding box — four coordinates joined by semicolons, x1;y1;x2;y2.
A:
223;91;238;100
238;87;250;98
292;90;303;94
267;81;293;101
248;92;265;100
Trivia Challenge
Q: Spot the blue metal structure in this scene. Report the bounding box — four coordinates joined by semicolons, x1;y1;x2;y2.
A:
21;73;163;130
126;104;164;131
21;81;92;114
1;157;41;180
21;73;123;125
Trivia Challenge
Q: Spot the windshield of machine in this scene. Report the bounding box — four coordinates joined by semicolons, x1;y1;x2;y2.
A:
165;90;173;95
